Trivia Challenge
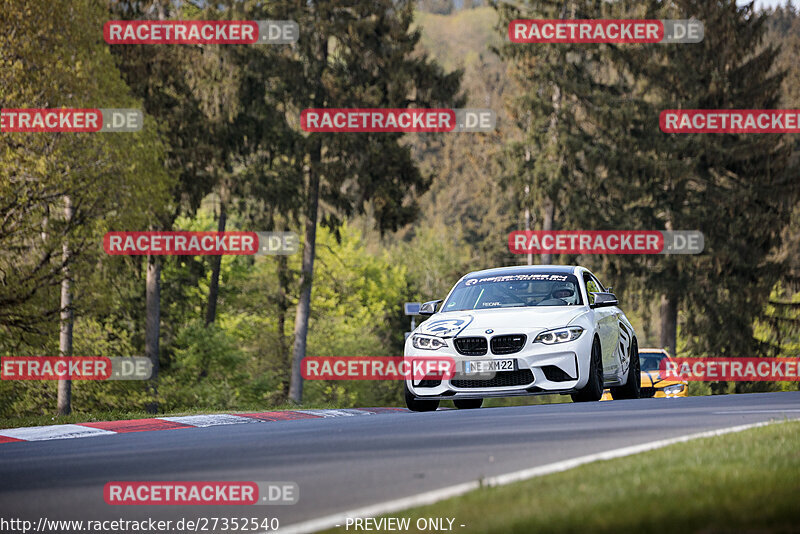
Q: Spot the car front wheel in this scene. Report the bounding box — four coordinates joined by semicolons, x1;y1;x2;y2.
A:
404;382;440;412
453;398;483;409
571;337;604;402
610;339;641;400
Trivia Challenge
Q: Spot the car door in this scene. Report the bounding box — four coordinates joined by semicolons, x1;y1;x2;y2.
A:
584;272;619;377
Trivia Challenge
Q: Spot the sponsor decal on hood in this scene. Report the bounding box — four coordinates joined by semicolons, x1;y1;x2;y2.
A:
417;316;473;338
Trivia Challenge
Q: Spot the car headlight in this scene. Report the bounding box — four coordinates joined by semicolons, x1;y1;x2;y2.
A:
663;384;685;395
533;326;584;345
412;334;448;350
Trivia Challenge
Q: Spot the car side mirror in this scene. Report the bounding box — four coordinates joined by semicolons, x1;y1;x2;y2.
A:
419;299;443;315
590;292;618;308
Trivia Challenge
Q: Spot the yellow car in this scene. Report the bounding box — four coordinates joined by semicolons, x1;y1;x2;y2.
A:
601;348;688;400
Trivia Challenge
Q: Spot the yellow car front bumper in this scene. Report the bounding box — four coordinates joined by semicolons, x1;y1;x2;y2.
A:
601;372;688;400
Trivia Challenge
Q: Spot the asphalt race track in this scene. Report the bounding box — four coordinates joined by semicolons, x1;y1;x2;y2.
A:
1;392;798;532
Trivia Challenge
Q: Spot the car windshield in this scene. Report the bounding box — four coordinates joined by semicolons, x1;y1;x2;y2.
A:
441;272;583;311
640;353;667;371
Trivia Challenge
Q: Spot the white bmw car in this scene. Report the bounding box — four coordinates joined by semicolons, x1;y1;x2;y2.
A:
404;265;640;411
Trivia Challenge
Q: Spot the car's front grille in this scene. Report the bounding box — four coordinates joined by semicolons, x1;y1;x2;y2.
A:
640;387;656;398
451;369;534;389
490;334;527;355
454;336;488;356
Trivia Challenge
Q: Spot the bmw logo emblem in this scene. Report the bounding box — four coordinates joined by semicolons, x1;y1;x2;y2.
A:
485;329;494;334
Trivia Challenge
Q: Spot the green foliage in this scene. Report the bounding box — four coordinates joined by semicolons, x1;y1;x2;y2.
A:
0;316;151;417
159;320;247;410
4;2;800;420
310;227;408;356
303;224;412;405
394;223;473;300
0;0;174;346
751;285;800;393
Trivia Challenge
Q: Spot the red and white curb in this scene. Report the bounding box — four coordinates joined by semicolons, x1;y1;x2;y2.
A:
0;407;406;444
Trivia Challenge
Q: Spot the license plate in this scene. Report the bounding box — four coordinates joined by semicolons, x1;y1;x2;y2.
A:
464;359;516;374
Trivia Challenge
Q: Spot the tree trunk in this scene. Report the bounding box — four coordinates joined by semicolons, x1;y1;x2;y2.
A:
145;254;161;413
289;137;322;404
288;24;327;405
277;253;291;401
205;202;227;326
659;292;678;357
524;182;532;266
57;196;73;416
540;63;561;266
540;199;555;264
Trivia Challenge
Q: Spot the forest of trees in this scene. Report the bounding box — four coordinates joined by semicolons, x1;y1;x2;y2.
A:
1;0;799;420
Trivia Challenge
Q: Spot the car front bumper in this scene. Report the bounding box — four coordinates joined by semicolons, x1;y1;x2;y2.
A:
404;328;593;399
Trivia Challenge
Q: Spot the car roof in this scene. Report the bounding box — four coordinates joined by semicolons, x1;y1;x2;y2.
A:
464;265;581;278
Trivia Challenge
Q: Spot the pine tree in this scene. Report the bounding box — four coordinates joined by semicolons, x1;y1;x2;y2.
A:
583;0;799;375
496;0;611;265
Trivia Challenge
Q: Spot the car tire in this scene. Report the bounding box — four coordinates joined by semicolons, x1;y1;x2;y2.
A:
571;337;604;403
611;339;641;400
404;382;439;412
453;398;483;409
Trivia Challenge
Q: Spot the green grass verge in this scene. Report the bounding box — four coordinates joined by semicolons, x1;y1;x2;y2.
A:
323;420;800;534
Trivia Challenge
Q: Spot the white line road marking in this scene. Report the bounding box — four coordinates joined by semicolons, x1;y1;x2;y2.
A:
713;409;800;414
275;421;782;534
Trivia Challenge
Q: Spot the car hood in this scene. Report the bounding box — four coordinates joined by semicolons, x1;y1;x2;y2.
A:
418;307;586;337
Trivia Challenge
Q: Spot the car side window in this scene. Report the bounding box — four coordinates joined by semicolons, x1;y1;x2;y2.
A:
590;274;605;292
583;274;600;304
